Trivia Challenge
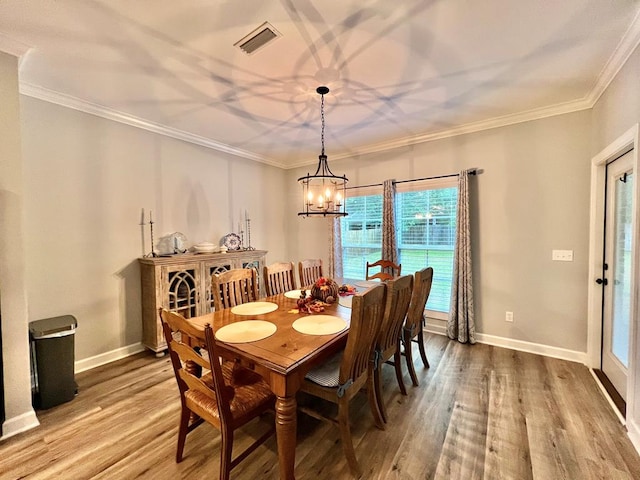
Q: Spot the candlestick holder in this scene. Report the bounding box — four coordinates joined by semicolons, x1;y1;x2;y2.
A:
149;219;157;257
245;217;255;250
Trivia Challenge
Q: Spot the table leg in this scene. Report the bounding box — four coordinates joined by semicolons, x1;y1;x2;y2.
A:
275;395;297;480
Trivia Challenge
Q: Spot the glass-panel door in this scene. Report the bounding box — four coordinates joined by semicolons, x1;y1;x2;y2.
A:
602;150;634;400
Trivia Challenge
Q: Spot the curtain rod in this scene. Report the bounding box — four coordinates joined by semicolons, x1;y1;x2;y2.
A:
345;169;477;191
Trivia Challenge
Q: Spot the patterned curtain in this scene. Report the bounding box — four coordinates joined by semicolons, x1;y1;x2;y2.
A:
329;217;343;278
382;179;398;267
447;170;476;344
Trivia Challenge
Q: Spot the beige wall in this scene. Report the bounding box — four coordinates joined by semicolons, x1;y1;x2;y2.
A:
287;110;592;352
19;97;288;361
591;45;640;156
0;51;37;437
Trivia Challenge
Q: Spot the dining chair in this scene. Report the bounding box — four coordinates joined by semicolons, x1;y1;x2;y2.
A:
211;268;259;311
298;283;387;477
298;258;323;287
368;274;414;425
402;267;434;386
365;259;402;282
159;309;275;480
264;261;297;296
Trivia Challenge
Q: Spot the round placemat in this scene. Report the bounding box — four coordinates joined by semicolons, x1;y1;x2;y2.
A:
215;320;277;343
338;296;353;309
230;301;278;315
284;289;311;299
292;315;347;336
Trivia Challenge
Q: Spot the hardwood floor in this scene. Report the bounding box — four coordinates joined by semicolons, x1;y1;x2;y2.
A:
2;333;639;479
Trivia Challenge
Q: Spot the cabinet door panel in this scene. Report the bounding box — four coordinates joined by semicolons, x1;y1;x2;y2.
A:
202;261;233;313
162;265;200;319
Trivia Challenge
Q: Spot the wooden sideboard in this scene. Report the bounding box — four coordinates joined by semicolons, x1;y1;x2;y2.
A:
139;250;267;354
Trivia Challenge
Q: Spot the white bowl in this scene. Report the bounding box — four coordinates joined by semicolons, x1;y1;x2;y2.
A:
193;243;217;254
194;242;216;248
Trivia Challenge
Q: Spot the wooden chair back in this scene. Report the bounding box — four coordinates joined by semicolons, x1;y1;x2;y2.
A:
405;267;434;336
160;309;230;427
298;258;323;287
340;283;387;387
366;259;402;282
264;262;297;296
377;274;414;356
211;268;258;311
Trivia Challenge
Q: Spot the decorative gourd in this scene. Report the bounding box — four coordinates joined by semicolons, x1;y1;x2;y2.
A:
311;277;339;302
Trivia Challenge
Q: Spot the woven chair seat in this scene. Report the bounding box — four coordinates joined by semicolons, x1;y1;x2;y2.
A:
186;362;274;422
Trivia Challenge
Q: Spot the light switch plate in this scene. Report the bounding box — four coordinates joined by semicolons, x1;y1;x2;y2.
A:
552;249;573;261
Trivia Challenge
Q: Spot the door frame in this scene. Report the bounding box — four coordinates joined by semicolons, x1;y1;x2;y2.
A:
588;124;639;426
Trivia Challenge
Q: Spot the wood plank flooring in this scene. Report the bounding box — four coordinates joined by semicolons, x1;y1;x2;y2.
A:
1;334;639;479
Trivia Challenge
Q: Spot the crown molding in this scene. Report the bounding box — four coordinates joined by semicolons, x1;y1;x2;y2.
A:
284;96;593;169
587;6;640;106
19;83;288;169
0;32;31;58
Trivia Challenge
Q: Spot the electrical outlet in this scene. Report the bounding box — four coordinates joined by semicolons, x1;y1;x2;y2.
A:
552;249;574;261
505;311;514;323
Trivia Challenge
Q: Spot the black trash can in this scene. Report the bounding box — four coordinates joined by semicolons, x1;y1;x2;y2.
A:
29;315;77;409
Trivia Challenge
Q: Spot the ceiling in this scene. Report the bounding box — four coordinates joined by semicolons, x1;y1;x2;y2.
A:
1;1;639;169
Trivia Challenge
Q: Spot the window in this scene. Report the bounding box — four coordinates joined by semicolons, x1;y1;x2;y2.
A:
341;194;383;279
340;180;457;314
396;186;457;313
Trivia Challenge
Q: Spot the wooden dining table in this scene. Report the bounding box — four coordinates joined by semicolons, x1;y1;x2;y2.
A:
187;286;359;480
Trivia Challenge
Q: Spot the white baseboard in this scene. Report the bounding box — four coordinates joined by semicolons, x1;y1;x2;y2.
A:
1;409;39;441
424;323;587;364
628;418;640;454
0;343;146;441
425;321;447;336
474;332;587;364
74;342;146;373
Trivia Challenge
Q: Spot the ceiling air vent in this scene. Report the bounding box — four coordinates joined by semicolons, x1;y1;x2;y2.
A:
235;22;281;55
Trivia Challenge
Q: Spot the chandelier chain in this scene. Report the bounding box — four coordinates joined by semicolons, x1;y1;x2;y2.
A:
320;93;325;156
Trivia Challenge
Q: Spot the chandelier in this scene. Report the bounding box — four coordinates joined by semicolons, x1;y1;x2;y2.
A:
298;86;348;217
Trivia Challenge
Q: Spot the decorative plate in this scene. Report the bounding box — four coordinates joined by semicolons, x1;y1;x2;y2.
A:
222;232;241;251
